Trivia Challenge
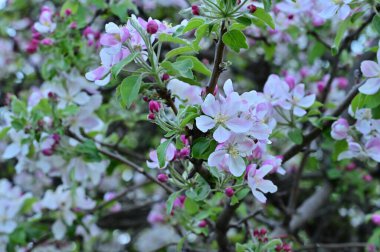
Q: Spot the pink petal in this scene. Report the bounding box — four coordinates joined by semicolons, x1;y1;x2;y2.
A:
227;156;246;177
298;94;315;108
358;78;380;95
226;117;251;133
213;125;231;143
208;150;226;167
201;94;219;117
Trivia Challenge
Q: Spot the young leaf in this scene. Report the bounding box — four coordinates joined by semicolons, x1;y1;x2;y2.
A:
119;75;142;108
332;19;349;55
288;128;303;145
222;29;249;53
157;139;172;168
178;56;211;76
111;52;139;77
252;7;275;29
183;18;205;33
166;191;181;215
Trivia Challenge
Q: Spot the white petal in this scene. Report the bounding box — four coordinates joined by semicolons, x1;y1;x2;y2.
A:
196;115;216;132
293;106;307;117
252;190;267;203
258;179;277;193
360;61;380;78
105;22;120;34
213;125;231;143
228;156;246;177
201;94;219;117
2;143;21;159
358;78;380;95
52;219;66;240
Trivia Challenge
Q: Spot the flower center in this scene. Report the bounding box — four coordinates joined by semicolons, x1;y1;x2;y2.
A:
215;114;228;124
227;145;239;157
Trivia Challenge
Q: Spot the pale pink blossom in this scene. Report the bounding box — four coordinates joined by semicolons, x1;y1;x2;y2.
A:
146;140;176;169
359;45;380;95
331;118;349;140
247;164;278;203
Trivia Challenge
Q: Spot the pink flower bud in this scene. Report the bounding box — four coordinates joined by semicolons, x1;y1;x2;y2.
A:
247;4;257;13
317;81;325;93
162;73;170;81
157;174;168;183
198;220;207;228
331;118;349;140
345;162;356;171
148;113;155;120
149;100;161;113
69;22;77;29
192;5;200;15
52;133;61;143
337;77;348;89
42;148;54;156
48;92;57;100
147;20;159;34
253;229;259;237
363;174;373;182
285;75;296;89
64;9;72;16
372;214;380;225
283;244;292;252
40;38;53;46
26;39;39;54
260;228;267;236
225;187;234;197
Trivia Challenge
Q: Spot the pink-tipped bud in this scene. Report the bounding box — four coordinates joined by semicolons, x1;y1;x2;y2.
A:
253;229;259;237
148;113;155;120
247;4;257;13
275;245;282;252
345;162;356;171
42;148;54;156
147;20;159;34
260;228;267;236
26;39;39;54
48;92;57;100
337;77;348;89
64;9;72;16
40;38;53;46
52;133;61;143
192;5;200;15
198;220;207;228
149;100;161;113
157;174;169;183
225;187;234;197
162;73;170;81
363;174;373;182
285;75;296;89
69;22;77;29
283;244;292;252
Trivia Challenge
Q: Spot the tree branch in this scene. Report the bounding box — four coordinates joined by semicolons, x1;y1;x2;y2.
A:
206;21;227;94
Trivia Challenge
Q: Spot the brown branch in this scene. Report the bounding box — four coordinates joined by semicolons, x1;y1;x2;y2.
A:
67;130;174;194
206;21;227;94
307;31;330;49
229;208;263;228
215;202;240;252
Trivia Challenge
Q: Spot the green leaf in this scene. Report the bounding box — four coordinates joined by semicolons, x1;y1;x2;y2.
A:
183;18;205;33
159;33;188;45
372;15;380;34
178;56;211;76
193;24;209;50
252;7;275;29
222;29;249;53
11;98;27;117
332;140;348;161
118;75;142;108
161;59;194;79
261;239;282;250
60;1;79;16
165;46;195;60
9;228;26;245
184;198;200;215
288;128;303;145
111;52;139;77
157;139;172;168
110;0;136;22
372;105;380;119
75;140;102;162
332;19;349;55
351;91;380;112
185;177;211;201
263;0;272;12
166;191;181;215
191;137;218;159
0;127;10;140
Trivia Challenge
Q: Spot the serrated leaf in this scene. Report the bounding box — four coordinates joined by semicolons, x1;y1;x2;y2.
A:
222;29;249;53
178;56;211;76
183;18;205;33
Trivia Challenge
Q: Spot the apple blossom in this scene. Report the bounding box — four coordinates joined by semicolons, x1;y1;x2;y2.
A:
247;164;278;203
331;118;350;140
359;45;380;95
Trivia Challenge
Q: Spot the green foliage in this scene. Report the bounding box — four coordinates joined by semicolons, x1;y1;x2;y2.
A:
288;128;303;145
157;139;172;168
251;7;275;29
111;52;139;77
222;29;249;53
191;137;218;159
117;75;142;108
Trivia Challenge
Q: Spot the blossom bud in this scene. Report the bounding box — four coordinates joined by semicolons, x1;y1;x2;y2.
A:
162;73;170;81
157;174;168;183
69;22;77;29
372;214;380;225
275;245;282;252
147;20;159;34
331;118;349;140
316;81;325;93
192;5;200;15
285;75;296;89
48;92;57;100
198;220;207;228
345;162;356;171
283;244;292;252
143;96;150;102
52;133;61;144
247;4;257;13
363;174;373;182
225;187;234;197
148;113;155;120
337;77;348;89
149;100;161;113
259;228;267;236
42;148;54;156
253;229;259;237
26;39;39;54
40;38;53;46
64;9;72;16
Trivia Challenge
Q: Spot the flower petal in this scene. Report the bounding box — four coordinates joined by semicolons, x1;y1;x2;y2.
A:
358;78;380;95
213;125;231;143
196;115;216;132
361;61;380;78
228;156;246;177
